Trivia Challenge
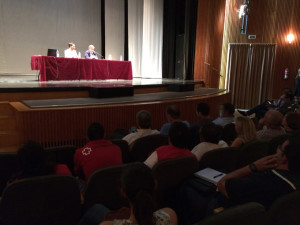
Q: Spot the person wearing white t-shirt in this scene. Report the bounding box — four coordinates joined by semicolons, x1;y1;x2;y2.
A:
64;42;78;58
123;110;159;145
192;122;228;161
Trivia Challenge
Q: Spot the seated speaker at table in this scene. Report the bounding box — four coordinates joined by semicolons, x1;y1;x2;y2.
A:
64;42;78;58
85;45;98;59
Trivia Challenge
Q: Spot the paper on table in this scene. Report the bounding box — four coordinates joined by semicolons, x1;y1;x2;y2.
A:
194;168;226;185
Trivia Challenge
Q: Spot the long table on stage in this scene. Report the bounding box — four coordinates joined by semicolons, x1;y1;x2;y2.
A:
31;56;133;81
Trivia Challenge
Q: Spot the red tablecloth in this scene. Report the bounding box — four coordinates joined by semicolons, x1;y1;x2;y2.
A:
31;56;133;81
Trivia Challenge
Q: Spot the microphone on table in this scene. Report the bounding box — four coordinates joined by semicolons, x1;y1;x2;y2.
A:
94;51;104;59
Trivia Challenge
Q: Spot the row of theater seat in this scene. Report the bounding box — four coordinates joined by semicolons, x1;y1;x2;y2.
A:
0;158;197;225
1;158;299;225
195;192;300;225
0;133;290;194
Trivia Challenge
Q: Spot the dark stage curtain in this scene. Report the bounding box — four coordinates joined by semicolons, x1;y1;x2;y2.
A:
162;0;198;80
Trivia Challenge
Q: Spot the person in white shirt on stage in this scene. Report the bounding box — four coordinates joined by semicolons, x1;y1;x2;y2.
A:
64;42;78;58
85;45;98;59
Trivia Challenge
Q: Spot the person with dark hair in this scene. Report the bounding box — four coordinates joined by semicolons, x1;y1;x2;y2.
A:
188;103;212;149
177;134;300;224
99;163;177;225
217;133;300;209
123;110;159;145
160;105;190;136
282;112;300;133
9;140;71;183
212;103;235;127
145;121;195;168
222;123;237;146
79;164;177;225
238;88;294;119
191;122;228;161
74;122;122;181
64;42;78;58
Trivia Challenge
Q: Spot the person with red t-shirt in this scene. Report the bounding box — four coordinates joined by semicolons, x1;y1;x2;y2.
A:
74;122;122;181
144;121;196;168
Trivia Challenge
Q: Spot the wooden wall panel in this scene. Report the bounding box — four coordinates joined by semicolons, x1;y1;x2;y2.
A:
8;92;230;151
195;0;300;98
194;0;226;88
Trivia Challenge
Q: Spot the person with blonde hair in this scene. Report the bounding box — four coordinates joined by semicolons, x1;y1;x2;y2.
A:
231;116;257;148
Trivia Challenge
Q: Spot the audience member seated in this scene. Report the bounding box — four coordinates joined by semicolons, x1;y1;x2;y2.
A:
188;102;212;149
238;88;293;119
123;110;159;145
8;140;71;183
145;122;195;168
217;133;300;209
79;163;177;225
212;103;235;127
160;105;190;136
176;134;300;224
231;116;257;148
256;110;285;141
222;123;237;146
74;122;122;181
282;112;300;134
191;122;228;161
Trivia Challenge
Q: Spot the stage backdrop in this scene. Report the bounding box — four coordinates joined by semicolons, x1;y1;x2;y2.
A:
0;0;102;75
0;0;164;78
128;0;163;78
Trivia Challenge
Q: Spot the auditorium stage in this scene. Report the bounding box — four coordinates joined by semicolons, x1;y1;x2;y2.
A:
0;75;208;102
0;75;230;152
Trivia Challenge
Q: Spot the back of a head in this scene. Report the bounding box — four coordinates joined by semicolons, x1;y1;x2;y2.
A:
197;102;210;116
223;102;235;116
122;163;155;225
283;88;292;95
222;123;237;145
284;91;294;101
87;122;105;141
284;134;300;172
200;122;220;144
235;116;257;142
265;110;283;128
136;110;152;129
284;112;300;131
17;140;48;177
169;121;189;148
166;105;180;119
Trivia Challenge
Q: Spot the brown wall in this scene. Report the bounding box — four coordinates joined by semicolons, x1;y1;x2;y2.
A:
194;0;226;88
5;92;230;152
195;0;300;98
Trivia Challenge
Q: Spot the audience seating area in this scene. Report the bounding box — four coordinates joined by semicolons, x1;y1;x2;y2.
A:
236;140;269;168
194;191;300;225
0;175;81;225
152;156;199;208
84;163;133;211
194;202;266;225
199;147;238;173
0;118;298;224
129;134;168;162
